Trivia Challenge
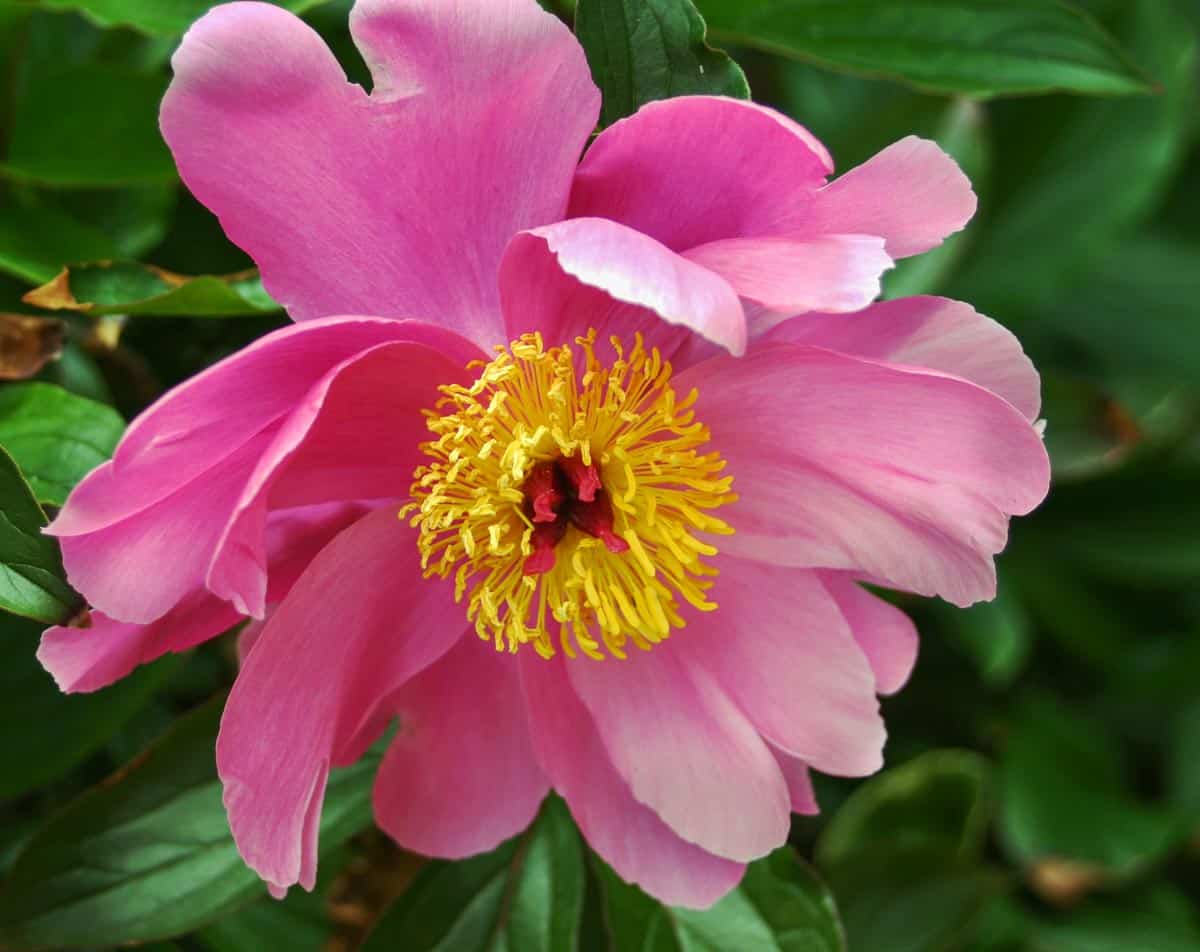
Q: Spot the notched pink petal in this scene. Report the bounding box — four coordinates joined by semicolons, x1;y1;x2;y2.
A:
821;572;920;696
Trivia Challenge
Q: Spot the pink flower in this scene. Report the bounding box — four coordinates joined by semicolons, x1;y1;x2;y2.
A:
37;0;1050;908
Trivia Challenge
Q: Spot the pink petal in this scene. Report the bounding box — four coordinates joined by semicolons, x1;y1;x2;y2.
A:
161;0;598;346
821;572;919;696
762;296;1041;420
217;508;466;894
797;137;976;258
519;654;744;908
50;317;475;538
499;229;695;359
769;744;820;816
680;345;1050;607
374;636;548;859
38;592;240;694
569;96;832;250
56;429;278;624
208;339;472;618
565;644;790;862
684;234;892;314
505;219;747;355
684;558;884;777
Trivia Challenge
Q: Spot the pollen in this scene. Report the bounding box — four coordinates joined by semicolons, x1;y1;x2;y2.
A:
402;330;736;661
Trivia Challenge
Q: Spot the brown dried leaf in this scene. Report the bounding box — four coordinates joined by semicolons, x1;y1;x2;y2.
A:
0;313;66;379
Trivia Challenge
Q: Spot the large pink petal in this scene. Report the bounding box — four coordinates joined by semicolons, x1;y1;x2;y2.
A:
821;572;919;696
49;317;475;538
683;234;892;314
565;644;790;862
519;654;744;908
38;592;240;694
796;137;976;258
505;219;746;354
569;96;832;250
684;558;884;777
208;340;471;618
768;744;820;816
762;296;1041;420
161;0;598;346
217;508;466;894
374;636;548;859
680;345;1050;606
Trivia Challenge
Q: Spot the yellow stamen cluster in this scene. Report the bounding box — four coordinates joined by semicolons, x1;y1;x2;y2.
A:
402;330;736;660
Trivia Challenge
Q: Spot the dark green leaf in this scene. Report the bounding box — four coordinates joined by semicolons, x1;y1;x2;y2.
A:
697;0;1151;98
0;382;124;506
0;197;121;285
935;583;1033;688
576;0;749;126
594;847;846;952
0;63;174;187
998;698;1178;882
816;749;993;870
196;884;332;952
0;611;174;799
32;0;331;37
0;445;79;623
952;0;1195;310
24;260;280;317
0;695;379;950
362;796;585;952
1030;886;1200;952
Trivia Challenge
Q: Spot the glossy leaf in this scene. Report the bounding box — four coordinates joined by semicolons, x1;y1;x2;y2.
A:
0;696;379;950
595;847;846;952
362;796;585;952
0;382;124;506
24;260;279;318
0;446;79;623
697;0;1150;97
575;0;749;126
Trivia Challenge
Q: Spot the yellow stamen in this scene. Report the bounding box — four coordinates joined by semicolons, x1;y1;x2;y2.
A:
402;330;736;660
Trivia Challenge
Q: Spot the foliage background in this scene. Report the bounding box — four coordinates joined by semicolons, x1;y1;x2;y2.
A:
0;0;1198;948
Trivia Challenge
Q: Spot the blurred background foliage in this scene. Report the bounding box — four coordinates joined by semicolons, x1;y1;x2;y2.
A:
0;0;1198;948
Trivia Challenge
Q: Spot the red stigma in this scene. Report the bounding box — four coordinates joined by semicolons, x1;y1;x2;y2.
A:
522;456;629;575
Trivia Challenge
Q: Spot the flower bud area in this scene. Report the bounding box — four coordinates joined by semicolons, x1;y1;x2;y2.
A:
404;331;737;661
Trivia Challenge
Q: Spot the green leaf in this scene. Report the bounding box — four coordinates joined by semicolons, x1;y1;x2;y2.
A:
594;847;846;952
934;583;1033;688
0;382;124;506
24;260;280;317
1;62;174;187
0;196;121;285
0;696;379;950
575;0;749;127
30;0;331;37
997;697;1178;883
1030;886;1200;952
952;0;1195;310
0;611;175;799
0;445;79;623
362;796;585;952
816;749;993;870
196;885;332;952
696;0;1151;98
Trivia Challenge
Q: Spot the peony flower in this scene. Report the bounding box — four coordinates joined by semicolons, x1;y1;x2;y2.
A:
37;0;1050;908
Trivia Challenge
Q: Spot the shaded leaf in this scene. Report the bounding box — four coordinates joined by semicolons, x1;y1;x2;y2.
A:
998;698;1178;888
0;197;121;285
575;0;749;126
935;583;1033;688
0;382;124;506
697;0;1151;98
0;314;65;380
0;611;174;799
594;847;846;952
1030;886;1200;952
196;885;332;952
0;446;79;623
0;696;379;950
362;796;585;952
0;63;174;187
32;0;331;37
25;260;279;317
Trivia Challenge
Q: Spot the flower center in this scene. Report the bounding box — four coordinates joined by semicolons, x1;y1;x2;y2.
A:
403;330;736;660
